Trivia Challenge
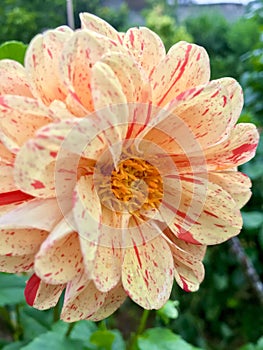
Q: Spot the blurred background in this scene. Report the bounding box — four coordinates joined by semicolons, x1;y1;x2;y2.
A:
0;0;262;349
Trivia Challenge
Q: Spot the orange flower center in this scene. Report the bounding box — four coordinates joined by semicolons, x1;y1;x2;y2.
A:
99;158;163;213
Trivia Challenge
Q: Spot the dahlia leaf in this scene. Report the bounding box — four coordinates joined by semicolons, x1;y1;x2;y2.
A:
137;328;202;350
0;41;27;64
0;273;27;306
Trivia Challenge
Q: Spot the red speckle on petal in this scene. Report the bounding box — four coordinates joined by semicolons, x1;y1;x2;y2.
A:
32;54;37;68
31;180;45;189
158;45;192;106
0;190;34;206
203;210;219;219
24;274;41;306
49;151;57;158
76;285;85;292
232;143;257;160
177;231;200;245
133;242;142;269
223;95;227;107
211;90;219;98
129;30;135;46
180;275;191;292
0;96;10;109
47;48;53;59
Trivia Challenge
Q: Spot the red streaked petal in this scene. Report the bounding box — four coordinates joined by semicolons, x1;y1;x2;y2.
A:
122;235;174;309
88;283;127;321
80;13;121;42
25;274;41;306
205;123;259;169
0;60;32;97
123;27;166;77
25;274;65;310
0;191;34;206
150;41;210;107
0;254;34;273
25;27;73;104
61;277;106;322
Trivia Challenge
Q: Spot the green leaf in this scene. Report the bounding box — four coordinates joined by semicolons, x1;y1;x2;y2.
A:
137;328;202;350
111;330;126;350
2;341;28;350
0;41;27;64
90;330;115;350
257;336;263;349
19;306;52;341
0;273;27;306
70;320;97;342
157;300;179;324
20;331;86;350
241;211;263;230
51;320;69;335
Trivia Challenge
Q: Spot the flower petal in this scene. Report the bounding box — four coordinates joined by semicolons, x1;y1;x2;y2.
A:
208;171;252;208
164;228;207;263
74;175;101;275
150;41;210;107
25;27;73;104
61;276;106;322
80;13;121;42
123;27;166;77
25;274;65;309
0;228;48;256
0;60;32;96
145;78;243;153
95;52;151;103
122;235;174;309
165;230;205;291
91;245;122;293
0;141;15;165
13;119;73;198
161;179;243;245
35;219;83;284
174;259;204;292
0;165;16;193
0;95;51;149
0;199;62;256
205;123;259;169
0;198;62;230
91;61;130;162
0;254;34;272
88;283;127;321
60;29;122;112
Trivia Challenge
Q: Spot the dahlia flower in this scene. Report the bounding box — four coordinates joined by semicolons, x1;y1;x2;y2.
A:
0;13;259;322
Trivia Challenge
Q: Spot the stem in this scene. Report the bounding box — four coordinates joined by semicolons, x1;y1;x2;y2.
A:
13;305;23;341
65;322;75;338
136;309;150;335
66;0;75;29
128;309;151;350
53;303;60;323
229;237;263;305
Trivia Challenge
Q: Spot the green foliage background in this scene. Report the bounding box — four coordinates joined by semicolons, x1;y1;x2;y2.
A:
0;0;262;349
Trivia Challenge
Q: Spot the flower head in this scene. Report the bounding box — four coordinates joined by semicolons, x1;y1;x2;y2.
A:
0;13;259;321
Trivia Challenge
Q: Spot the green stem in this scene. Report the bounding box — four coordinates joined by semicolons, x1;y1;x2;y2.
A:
65;322;75;338
136;309;150;335
53;303;60;323
128;309;151;350
13;304;23;341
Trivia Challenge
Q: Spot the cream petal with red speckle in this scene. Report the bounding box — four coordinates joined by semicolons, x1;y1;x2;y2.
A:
0;60;33;97
150;41;210;107
25;273;65;309
122;235;174;309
